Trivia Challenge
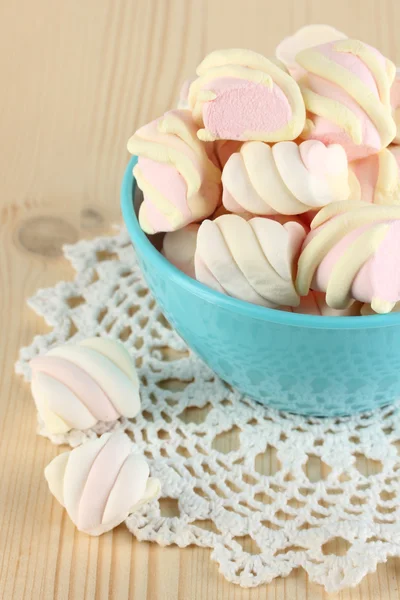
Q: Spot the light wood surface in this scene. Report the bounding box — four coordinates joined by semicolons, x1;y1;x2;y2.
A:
2;0;400;598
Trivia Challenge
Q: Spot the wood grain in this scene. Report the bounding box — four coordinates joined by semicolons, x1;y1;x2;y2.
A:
1;0;400;598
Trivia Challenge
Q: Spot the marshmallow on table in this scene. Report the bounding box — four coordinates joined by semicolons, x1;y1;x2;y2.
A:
188;48;306;143
127;109;221;234
45;431;160;536
297;39;396;159
296;202;400;314
349;145;400;205
222;139;350;215
275;24;347;80
30;337;140;434
195;214;306;308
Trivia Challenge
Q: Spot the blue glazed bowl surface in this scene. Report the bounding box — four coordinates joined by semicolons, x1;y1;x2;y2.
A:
121;156;400;417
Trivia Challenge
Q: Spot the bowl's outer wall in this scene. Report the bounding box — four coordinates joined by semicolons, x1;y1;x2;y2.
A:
122;158;400;416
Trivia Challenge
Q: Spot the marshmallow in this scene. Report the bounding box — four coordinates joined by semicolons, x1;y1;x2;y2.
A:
297;39;396;159
45;432;160;536
276;24;347;79
188;48;305;142
30;338;140;434
127;109;221;234
195;214;306;307
162;204;262;277
297;202;400;313
222;140;350;215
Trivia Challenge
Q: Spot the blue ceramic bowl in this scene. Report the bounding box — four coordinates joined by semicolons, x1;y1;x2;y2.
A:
121;156;400;416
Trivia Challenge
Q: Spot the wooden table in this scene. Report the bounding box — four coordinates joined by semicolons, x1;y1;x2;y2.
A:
2;0;400;598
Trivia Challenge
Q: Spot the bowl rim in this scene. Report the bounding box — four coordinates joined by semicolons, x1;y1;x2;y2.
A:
121;155;400;330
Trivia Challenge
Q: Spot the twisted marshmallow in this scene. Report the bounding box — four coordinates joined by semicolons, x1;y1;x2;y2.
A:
195;214;306;307
30;338;140;434
162;206;258;278
45;432;160;536
296;202;400;313
275;24;347;80
222;140;350;215
188;48;305;142
163;224;360;316
297;39;396;159
349;145;400;205
127;109;221;234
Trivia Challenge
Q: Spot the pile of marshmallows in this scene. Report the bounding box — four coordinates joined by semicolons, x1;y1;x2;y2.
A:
128;25;400;317
30;337;160;536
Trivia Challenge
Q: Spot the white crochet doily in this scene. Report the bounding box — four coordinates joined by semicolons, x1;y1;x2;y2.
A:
15;228;400;593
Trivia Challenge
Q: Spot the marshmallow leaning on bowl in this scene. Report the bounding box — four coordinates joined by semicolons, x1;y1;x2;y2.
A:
162;212;302;280
127;109;222;234
30;337;140;434
194;214;306;308
45;431;160;536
